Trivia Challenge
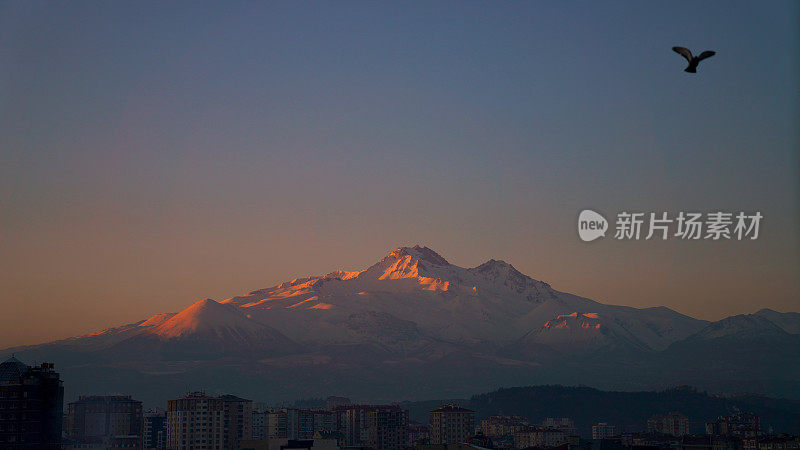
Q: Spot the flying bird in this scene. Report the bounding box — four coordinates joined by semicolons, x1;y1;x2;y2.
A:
672;46;716;73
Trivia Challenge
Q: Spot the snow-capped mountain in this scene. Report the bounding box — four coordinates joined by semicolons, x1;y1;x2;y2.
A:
217;246;704;349
2;245;798;404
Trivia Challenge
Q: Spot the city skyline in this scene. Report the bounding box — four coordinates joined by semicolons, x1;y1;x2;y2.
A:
4;353;800;449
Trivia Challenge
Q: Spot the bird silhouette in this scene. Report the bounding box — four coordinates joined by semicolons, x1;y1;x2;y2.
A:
672;46;715;73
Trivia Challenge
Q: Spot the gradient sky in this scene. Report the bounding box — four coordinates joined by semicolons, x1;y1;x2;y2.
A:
1;1;798;348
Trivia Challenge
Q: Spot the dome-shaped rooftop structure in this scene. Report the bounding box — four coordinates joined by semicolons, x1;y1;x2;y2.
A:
0;356;28;382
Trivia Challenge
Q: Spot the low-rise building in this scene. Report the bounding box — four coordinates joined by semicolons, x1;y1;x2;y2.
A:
706;413;760;438
481;416;530;438
647;412;690;437
755;435;800;450
541;418;577;437
514;426;568;449
592;423;617;440
409;421;431;447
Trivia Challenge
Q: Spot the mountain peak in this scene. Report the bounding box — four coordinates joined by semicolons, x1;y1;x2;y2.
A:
390;245;450;266
686;313;791;341
751;309;800;334
187;298;220;311
132;299;306;355
472;258;526;281
477;258;514;269
151;298;262;339
359;246;450;282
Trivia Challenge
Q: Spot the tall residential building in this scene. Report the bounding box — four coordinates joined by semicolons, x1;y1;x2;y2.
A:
166;392;252;450
312;410;336;437
333;405;371;446
366;406;409;450
429;404;475;444
143;409;166;450
253;409;269;440
0;357;64;450
647;412;689;436
267;408;337;440
64;395;143;449
330;405;409;448
592;423;617;440
288;408;315;440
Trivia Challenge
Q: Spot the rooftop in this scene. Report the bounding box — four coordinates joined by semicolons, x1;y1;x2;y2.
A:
0;357;28;382
431;404;475;413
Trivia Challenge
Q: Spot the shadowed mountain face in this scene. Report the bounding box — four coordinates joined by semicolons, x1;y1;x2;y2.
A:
2;246;798;405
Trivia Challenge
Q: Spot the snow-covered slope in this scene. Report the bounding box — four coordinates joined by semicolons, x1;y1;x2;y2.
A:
96;298;306;359
2;245;798;403
216;246;704;348
680;313;795;341
2;246;706;354
150;298;284;341
139;313;177;328
515;311;648;353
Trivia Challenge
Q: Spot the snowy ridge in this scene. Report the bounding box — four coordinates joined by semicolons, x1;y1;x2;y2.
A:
151;298;267;339
209;246;705;348
682;312;796;341
1;245;799;403
138;313;176;327
4;246;713;353
516;310;651;354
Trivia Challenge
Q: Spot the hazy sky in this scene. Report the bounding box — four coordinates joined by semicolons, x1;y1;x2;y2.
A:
1;1;798;348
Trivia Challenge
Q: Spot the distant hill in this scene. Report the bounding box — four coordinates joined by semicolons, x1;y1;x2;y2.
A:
402;385;800;436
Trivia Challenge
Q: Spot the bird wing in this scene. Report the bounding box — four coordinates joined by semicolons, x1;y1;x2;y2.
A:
672;46;693;62
697;50;716;61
